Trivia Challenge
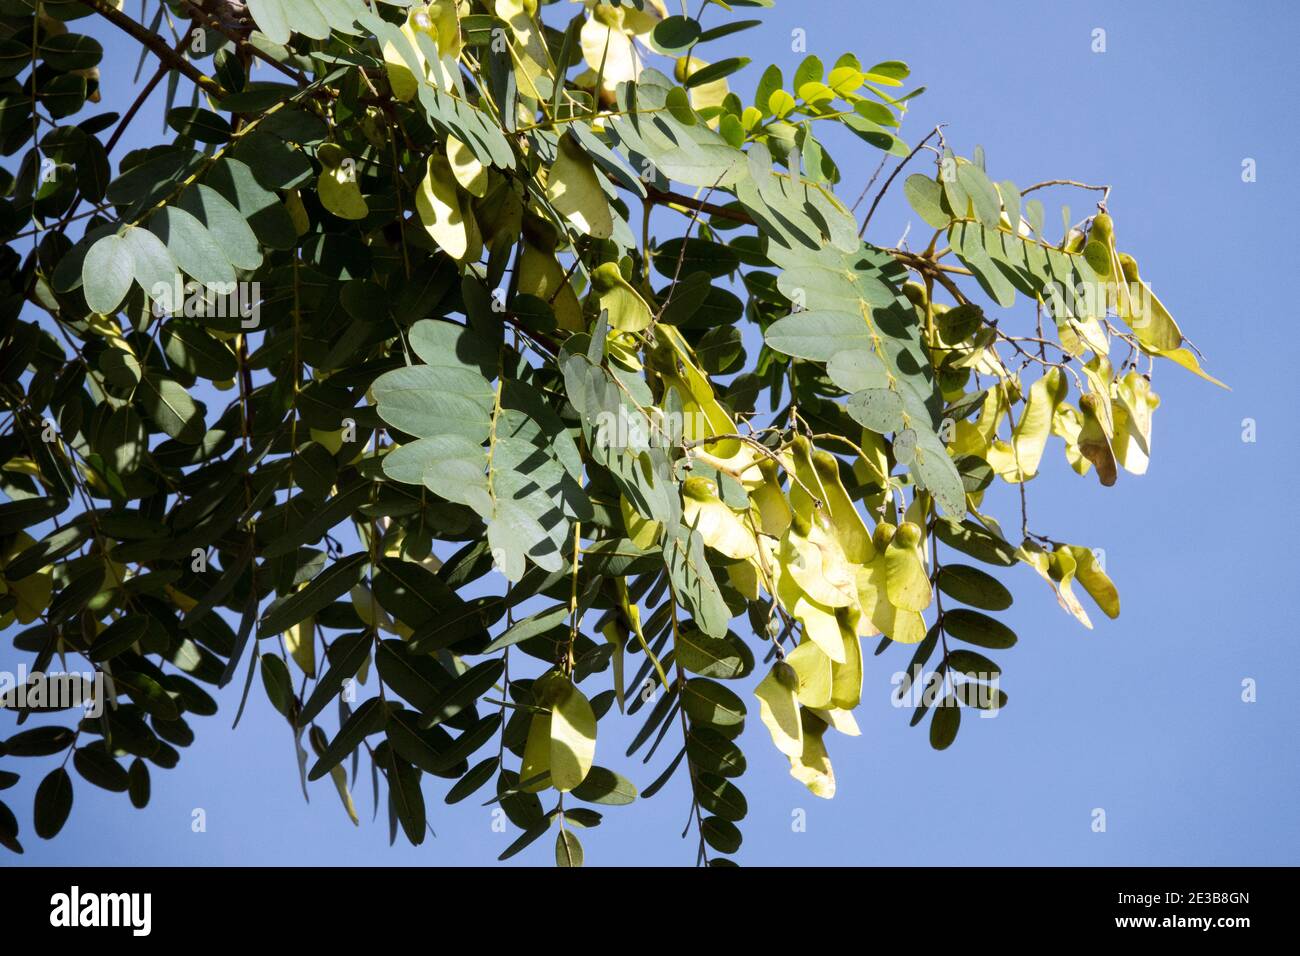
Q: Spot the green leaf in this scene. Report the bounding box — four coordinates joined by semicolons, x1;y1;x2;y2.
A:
176;184;263;271
570;766;637;806
675;628;754;680
935;519;1016;567
956;161;1002;228
88;615;149;662
33;768;73;839
260;553;368;637
299;632;372;725
555;828;583;867
127;759;150;809
246;0;292;45
682;678;746;736
0;497;66;535
114;670;180;722
0;799;21;854
687;727;746;778
652;16;700;53
943;609;1018;649
383;746;427;847
149;206;236;288
40;33;103;71
765;310;873;361
419;659;504;729
80;234;133;314
308;697;387;782
693;771;747;822
72;748;129;792
946;649;1000;677
929;696;960;750
2;726;74;757
684;57;751;88
445;757;498;804
701;815;742;854
166;107;232;144
903;174;950;229
936;564;1013;611
137;371;206;444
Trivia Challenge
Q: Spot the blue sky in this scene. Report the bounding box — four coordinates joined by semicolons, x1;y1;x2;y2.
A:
5;0;1298;866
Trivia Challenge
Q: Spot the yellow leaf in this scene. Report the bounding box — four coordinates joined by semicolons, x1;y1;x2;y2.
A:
884;521;931;612
810;448;874;564
726;560;760;601
788;710;836;799
1078;394;1117;486
830;626;862;709
284;189;310;235
1117;252;1227;388
317;161;369;221
163;584;197;613
656;326;749;468
780;519;857;609
1000;368;1068;482
446;135;488;198
1110;370;1159;475
329;764;360;825
1160;347;1229;389
382;38;422;101
285;619;316;677
754;661;803;757
1081;355;1115;438
615;577;670;693
519;240;583;331
350;583;394;633
550;680;596;792
520;712;552;792
786;640;833;709
600;619;628;714
589;262;651;332
675;55;730;122
0;532;50;625
416;153;479;262
420;0;463;89
310;426;344;455
1067;545;1119;619
777;571;847;662
683;476;757;560
750;460;792;538
580;7;642;93
620;494;661;549
545;134;614;240
498;0;556;100
1017;543;1090;628
809;706;861;737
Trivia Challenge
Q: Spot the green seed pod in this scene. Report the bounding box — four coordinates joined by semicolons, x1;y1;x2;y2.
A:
774;660;800;693
895;521;923;549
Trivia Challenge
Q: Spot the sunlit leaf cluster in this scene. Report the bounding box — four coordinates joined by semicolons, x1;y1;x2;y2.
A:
0;0;1218;864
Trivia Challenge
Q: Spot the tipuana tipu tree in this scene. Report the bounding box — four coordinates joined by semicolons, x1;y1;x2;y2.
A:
0;0;1222;865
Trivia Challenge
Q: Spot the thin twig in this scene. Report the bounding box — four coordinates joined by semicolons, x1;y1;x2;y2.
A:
859;124;945;238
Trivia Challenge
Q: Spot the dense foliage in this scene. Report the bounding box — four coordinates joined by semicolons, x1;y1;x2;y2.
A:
0;0;1220;864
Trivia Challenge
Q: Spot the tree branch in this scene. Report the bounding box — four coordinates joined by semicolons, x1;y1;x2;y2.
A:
645;185;753;225
859;124;944;238
77;0;227;98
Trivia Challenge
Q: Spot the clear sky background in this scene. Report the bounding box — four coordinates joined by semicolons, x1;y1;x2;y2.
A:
4;0;1298;866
